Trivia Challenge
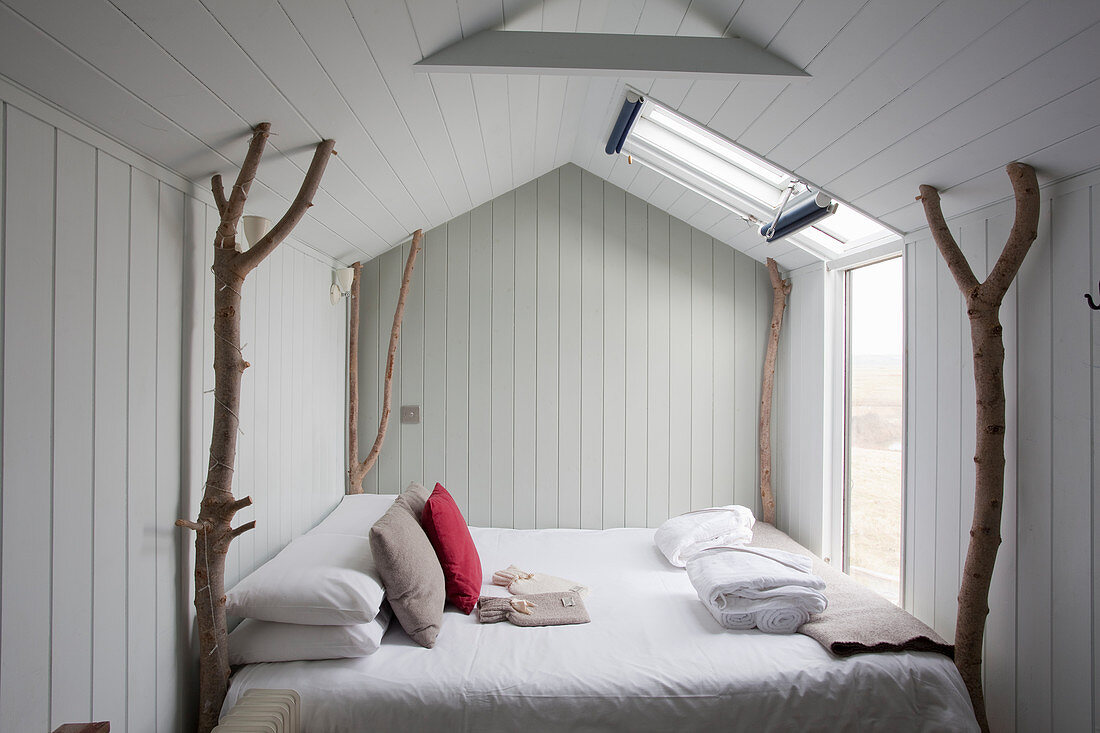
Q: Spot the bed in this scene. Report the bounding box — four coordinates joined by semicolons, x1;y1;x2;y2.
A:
223;523;977;732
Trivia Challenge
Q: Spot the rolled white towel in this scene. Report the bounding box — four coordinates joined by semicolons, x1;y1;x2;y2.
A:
703;602;755;630
703;595;821;634
688;545;826;634
755;607;812;634
655;506;755;567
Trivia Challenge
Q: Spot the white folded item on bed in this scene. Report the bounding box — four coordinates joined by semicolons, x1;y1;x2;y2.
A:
225;493;397;625
229;605;392;664
685;545;827;633
224;527;978;733
654;505;755;567
702;601;818;634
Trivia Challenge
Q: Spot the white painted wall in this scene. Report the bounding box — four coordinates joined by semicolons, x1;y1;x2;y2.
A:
0;79;346;732
772;263;843;560
904;167;1100;732
358;164;771;528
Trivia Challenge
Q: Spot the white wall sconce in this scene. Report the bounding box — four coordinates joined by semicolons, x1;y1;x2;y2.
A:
331;267;356;305
238;215;271;252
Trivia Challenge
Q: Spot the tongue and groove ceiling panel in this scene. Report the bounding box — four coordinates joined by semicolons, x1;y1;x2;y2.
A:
1;0;1099;270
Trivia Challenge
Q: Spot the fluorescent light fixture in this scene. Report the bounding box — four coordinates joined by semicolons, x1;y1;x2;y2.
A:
611;96;899;260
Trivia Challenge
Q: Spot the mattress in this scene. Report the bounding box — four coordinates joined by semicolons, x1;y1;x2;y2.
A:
224;526;977;732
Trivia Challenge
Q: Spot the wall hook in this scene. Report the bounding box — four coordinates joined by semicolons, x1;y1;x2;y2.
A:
1086;280;1100;310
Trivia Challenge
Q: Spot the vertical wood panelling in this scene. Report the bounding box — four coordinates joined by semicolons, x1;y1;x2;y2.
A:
512;182;537;529
732;251;756;510
50;131;96;725
579;171;604;529
535;170;559;529
423;226;448;488
775;264;829;554
446;215;471;513
1010;197;1052;732
624;193;649;528
0;92;346;731
712;245;736;508
602;183;627;529
359;164;769;530
1;106;55;733
1048;187;1092;731
491;194;515;528
91;151;130;728
646;205;671;527
377;245;404;495
558;165;582;528
905;170;1100;731
154;183;183;732
1092;185;1100;733
468;204;493;526
911;237;938;625
668;219;692;518
126;168;158;733
691;231;714;511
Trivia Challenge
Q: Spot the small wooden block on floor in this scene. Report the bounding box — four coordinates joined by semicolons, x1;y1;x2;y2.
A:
53;724;110;733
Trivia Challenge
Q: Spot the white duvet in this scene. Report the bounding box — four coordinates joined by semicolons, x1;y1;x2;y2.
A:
224;527;977;732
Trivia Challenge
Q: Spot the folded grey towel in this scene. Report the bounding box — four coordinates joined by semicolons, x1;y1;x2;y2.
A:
477;591;590;627
750;523;953;658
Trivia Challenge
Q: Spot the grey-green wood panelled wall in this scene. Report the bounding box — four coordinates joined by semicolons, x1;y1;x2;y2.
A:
357;163;772;528
904;166;1100;732
0;81;347;732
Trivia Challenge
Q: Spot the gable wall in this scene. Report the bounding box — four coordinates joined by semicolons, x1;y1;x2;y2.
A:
357;163;773;528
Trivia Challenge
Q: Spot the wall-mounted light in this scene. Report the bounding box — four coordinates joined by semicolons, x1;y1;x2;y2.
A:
238;215;271;252
331;267;355;306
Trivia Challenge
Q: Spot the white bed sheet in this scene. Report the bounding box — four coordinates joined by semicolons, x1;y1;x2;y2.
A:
224;527;977;732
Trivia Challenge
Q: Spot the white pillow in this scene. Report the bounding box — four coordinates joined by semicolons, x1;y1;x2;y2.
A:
228;605;392;664
308;493;398;537
225;533;386;625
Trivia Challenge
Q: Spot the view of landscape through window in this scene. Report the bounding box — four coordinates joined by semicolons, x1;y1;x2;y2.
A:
847;257;903;605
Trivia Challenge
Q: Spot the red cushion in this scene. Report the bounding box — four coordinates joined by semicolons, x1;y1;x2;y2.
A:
421;483;482;614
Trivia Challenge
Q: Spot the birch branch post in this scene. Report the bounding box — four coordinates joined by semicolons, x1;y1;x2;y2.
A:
176;123;335;733
348;231;423;493
917;162;1040;733
759;257;790;525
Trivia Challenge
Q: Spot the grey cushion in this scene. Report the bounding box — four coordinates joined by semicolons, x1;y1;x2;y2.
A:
368;483;445;647
398;481;431;523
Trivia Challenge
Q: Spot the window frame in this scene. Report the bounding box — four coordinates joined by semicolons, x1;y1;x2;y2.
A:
614;93;902;261
836;253;906;606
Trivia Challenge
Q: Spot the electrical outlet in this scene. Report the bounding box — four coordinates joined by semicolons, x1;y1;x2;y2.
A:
401;405;420;424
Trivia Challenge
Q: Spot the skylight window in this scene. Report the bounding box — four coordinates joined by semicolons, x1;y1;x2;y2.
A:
610;96;899;260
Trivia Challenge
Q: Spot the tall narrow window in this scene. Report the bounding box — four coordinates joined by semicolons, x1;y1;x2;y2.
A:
844;257;903;604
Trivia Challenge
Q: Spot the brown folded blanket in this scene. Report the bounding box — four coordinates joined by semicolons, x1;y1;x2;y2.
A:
750;523;953;659
477;591;590;627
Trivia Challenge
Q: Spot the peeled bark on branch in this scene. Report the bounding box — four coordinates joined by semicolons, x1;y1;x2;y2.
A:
348;231;423;493
176;123;335;733
917;162;1040;733
759;257;790;525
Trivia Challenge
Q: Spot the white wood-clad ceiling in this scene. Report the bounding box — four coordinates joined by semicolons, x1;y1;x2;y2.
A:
2;0;1099;270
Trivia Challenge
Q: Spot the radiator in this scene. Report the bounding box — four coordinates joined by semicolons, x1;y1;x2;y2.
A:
212;689;300;733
